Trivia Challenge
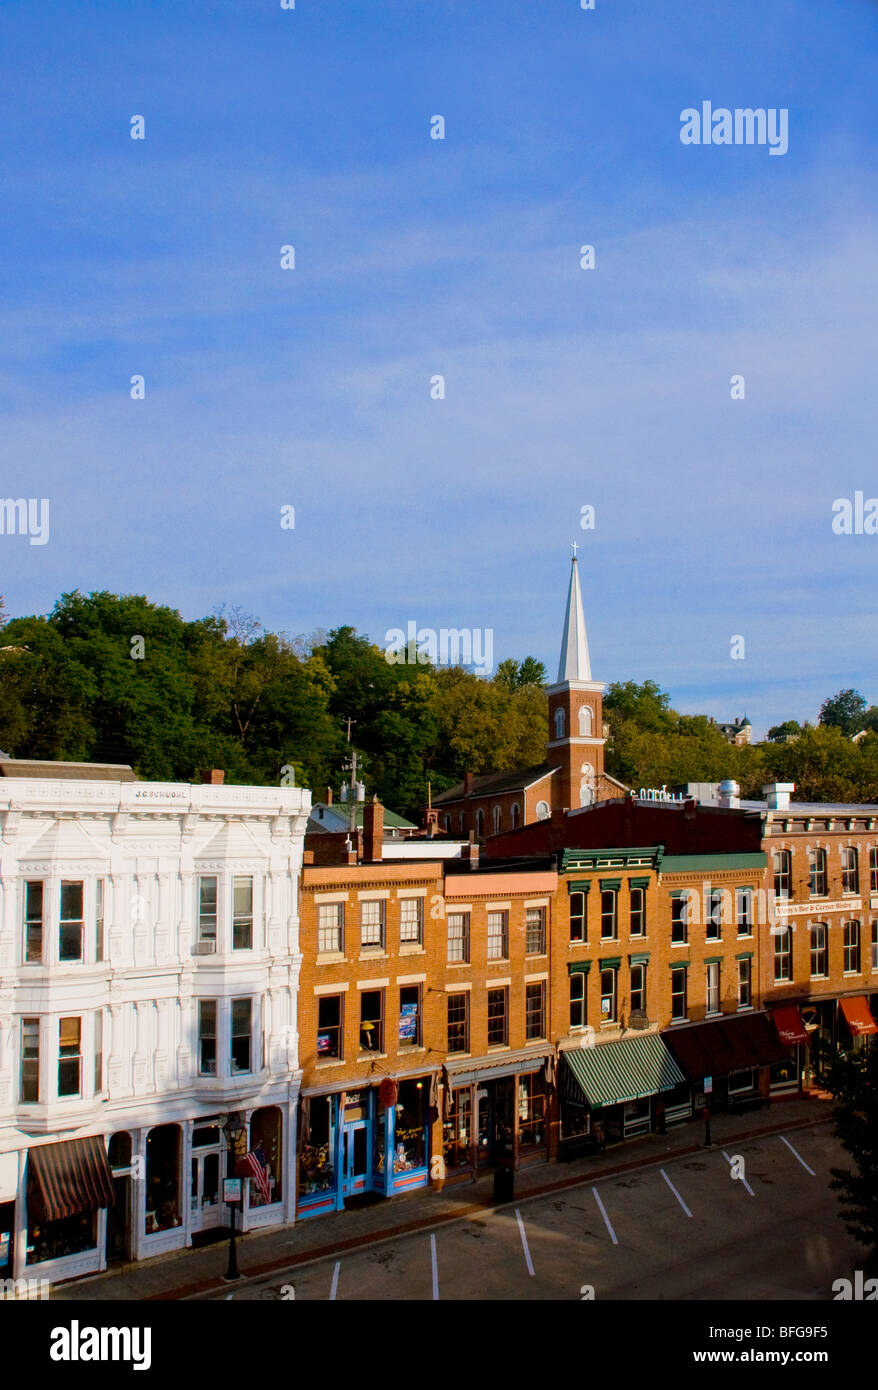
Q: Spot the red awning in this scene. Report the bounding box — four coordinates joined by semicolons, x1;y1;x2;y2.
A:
661;1012;789;1081
27;1136;115;1222
770;1005;809;1046
840;997;878;1037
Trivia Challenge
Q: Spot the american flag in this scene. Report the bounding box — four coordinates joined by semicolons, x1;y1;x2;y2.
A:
237;1145;271;1204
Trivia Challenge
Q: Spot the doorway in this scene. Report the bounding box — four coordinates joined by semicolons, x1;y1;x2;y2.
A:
342;1121;369;1196
105;1175;130;1263
190;1149;222;1232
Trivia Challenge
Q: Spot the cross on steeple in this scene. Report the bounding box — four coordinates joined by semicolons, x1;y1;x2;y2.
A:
571;541;579;558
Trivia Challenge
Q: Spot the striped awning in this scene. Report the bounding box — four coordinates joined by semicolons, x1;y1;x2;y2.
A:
27;1136;114;1222
561;1034;686;1110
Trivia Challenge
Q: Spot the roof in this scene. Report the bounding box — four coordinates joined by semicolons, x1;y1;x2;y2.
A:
0;758;137;781
307;802;416;831
739;800;878;815
432;762;558;806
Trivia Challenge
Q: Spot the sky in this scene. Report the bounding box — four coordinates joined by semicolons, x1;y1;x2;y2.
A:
1;0;877;738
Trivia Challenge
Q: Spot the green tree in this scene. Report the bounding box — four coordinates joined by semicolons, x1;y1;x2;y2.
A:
766;720;802;743
819;689;868;736
815;1040;878;1272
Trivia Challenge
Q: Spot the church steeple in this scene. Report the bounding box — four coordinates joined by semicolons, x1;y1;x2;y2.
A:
557;549;591;682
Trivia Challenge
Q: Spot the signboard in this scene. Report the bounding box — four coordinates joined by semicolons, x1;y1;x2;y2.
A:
704;1075;713;1095
774;899;861;919
398;1004;418;1043
223;1178;242;1204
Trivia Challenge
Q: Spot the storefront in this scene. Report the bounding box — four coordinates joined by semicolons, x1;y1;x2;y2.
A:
767;1004;809;1094
24;1136;114;1283
839;995;878;1051
559;1033;687;1150
297;1074;434;1219
662;1011;789;1109
442;1050;552;1179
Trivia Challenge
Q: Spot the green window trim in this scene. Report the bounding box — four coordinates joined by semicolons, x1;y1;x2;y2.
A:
600;879;622;892
736;951;754;960
629;953;650;966
567;880;592;894
568;960;592;975
628;877;650;890
670;961;690;971
599;957;621;971
704;956;724;965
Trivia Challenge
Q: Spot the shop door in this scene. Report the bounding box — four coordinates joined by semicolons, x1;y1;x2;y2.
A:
342;1121;369;1196
105;1175;130;1263
190;1150;222;1231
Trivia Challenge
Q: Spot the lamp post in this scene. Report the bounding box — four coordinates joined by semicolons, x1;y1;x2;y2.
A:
223;1113;247;1281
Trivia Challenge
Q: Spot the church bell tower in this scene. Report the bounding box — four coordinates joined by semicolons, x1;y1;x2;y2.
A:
546;549;606;811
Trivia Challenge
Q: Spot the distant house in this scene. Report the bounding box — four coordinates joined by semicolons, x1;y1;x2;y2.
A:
715;715;752;746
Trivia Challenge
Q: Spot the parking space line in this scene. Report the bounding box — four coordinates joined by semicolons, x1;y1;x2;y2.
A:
430;1234;439;1300
779;1133;816;1176
329;1261;340;1301
660;1167;693;1217
515;1207;536;1276
722;1149;756;1197
592;1186;618;1245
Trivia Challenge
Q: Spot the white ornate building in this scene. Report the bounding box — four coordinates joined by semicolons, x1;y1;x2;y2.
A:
0;762;309;1286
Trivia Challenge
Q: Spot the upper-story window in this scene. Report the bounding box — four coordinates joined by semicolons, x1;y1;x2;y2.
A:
476;808;485;838
231;999;252;1074
198;1000;217;1075
809;849;828;897
318;902;344;955
59;882;84;962
870;848;878;895
360;899;385;950
773;926;792;982
232;876;253;949
487;911;508;960
511;803;520;829
841;847;859;895
198;877;218;947
24;881;43;964
600;890;617;940
579;705;593;736
526;906;546;954
671;895;688;945
843;920;861;974
705;888;723;941
569;891;586;943
399;897;423;946
629;886;646;937
95;878;105;962
736;887;754;936
20;1018;39;1103
773;850;792;899
447;912;470;964
554;707;566;739
58;1017;82;1097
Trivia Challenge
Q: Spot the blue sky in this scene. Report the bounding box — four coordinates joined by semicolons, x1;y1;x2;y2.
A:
1;0;877;737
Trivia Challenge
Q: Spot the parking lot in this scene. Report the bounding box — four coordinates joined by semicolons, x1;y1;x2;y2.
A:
199;1122;860;1301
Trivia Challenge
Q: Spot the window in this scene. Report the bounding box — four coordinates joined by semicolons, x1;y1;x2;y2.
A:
569;892;586;943
526;906;546;955
736;887;754;937
773;850;792;899
318;902;344;954
518;1072;546;1148
359;990;384;1052
317;995;343;1059
58;1017;82;1097
871;849;878;895
24;881;43;964
871;920;878;971
600;890;617;941
579;705;593;736
809;849;827;898
487;988;508;1045
400;898;423;945
671;895;688;945
59;882;84;962
476;809;485;838
511;803;520;829
525;981;546;1040
231;998;252;1073
399;985;421;1047
487;911;508;960
737;957;752;1008
843;920;861;974
599;967;617;1021
198;877;218;945
773;926;792;982
94;1010;103;1094
705;889;723;942
198;1000;217;1075
670;967;687;1021
447;912;470;963
810;923;827;978
447;993;469;1053
570;973;587;1029
630;963;646;1014
232;876;253;950
492;805;501;834
95;879;105;962
360;899;384;950
535;801;550;821
20;1018;39;1103
629;887;645;937
706;962;720;1015
842;847;859;895
554;707;566;739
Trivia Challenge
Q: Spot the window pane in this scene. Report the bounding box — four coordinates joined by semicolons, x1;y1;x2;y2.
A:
317;995;343;1058
399;898;422;943
25;881;43;963
233;876;253;949
231;999;251;1073
199;877;218;942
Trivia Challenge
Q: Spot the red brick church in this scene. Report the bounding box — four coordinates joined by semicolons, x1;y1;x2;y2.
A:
430;554;628;837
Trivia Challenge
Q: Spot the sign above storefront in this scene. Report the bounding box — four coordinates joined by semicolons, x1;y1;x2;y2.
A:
775;899;861;918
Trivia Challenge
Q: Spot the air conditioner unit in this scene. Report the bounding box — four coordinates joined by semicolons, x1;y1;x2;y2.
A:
192;941;216;955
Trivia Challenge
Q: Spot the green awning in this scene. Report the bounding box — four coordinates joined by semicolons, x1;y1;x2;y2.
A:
561;1034;686;1110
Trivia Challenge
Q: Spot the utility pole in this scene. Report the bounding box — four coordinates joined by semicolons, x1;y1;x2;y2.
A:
343;717;358;836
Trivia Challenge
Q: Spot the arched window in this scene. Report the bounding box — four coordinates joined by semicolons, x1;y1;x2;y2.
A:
554;707;566;739
476;808;485;838
492;805;501;834
579;705;593;737
444;814;451;832
535;800;550;821
458;812;465;832
511;802;520;829
579;762;595;807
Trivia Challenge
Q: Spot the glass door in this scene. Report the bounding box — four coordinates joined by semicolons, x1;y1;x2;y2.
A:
342;1121;369;1195
190;1150;222;1231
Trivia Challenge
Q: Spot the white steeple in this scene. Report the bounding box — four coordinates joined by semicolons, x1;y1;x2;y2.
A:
557;551;591;683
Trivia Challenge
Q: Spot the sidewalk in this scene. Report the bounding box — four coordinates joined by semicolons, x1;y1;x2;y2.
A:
53;1093;834;1301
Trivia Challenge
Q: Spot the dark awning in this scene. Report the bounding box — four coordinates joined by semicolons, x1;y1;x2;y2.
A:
28;1136;114;1221
561;1034;686;1110
840;997;878;1037
662;1012;789;1081
446;1048;552;1088
770;1004;809;1046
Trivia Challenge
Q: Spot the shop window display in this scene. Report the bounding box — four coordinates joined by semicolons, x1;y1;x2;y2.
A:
443;1089;472;1170
299;1098;335;1194
144;1124;182;1233
518;1072;547;1148
248;1106;282;1205
394;1079;427;1171
26;1209;97;1266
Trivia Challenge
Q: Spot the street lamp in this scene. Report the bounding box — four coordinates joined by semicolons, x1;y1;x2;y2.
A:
223;1113;247;1281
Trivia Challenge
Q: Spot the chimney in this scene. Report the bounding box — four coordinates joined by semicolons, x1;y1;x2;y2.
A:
463;771;475;796
363;796;384;862
326;786;333;806
201;769;225;785
465;832;480;870
763;783;795;811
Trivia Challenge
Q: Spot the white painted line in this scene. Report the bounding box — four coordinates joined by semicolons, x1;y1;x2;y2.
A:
430;1233;439;1300
722;1149;756;1197
592;1186;618;1245
660;1167;693;1218
329;1261;340;1301
515;1207;536;1276
779;1133;816;1176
